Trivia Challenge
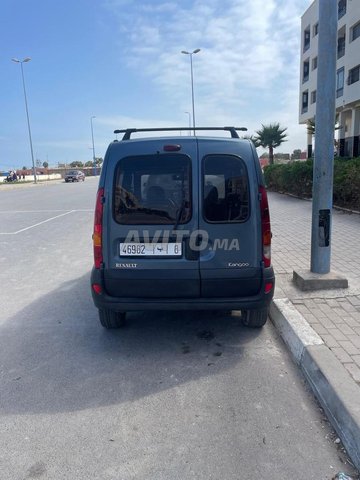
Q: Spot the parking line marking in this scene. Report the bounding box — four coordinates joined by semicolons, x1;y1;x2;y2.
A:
0;210;77;235
0;209;93;213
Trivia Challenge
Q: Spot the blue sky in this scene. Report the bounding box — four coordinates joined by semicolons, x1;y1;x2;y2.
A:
1;0;310;171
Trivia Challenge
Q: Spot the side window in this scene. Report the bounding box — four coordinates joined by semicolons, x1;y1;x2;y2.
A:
114;154;192;225
203;155;249;223
337;67;345;97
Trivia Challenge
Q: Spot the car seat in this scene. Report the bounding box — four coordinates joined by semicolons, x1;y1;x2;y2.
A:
204;185;219;220
147;185;167;204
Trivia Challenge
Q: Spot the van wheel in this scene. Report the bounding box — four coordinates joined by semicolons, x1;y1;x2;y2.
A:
98;309;126;329
241;308;268;328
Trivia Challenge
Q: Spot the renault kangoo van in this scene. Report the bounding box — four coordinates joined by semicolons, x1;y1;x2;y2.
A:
91;127;275;328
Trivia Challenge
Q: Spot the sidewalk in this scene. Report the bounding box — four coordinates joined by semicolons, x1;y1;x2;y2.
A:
268;192;360;471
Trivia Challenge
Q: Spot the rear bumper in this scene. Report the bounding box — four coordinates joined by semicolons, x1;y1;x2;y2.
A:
91;266;275;312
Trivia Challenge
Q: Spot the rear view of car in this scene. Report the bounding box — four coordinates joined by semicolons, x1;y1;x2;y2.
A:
91;127;275;329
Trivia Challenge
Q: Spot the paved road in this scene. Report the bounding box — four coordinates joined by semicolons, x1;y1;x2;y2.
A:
0;179;352;479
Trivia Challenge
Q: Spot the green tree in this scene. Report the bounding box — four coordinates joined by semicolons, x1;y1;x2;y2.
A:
242;134;257;144
254;123;288;165
307;119;341;136
42;161;49;168
22;166;27;170
70;161;84;168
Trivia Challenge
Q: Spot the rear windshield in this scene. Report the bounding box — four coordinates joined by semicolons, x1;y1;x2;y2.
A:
203;154;250;223
114;154;192;225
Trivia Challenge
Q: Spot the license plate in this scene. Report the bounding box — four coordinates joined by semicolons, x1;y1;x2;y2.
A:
120;242;182;257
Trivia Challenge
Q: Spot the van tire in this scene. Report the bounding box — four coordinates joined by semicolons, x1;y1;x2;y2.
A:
99;309;126;329
241;308;268;328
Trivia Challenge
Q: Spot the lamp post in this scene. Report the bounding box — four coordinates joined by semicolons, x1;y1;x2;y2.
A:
181;49;200;135
90;116;96;176
12;57;37;184
184;111;191;136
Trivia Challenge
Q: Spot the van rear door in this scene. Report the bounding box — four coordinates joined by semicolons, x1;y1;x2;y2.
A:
197;140;263;297
103;138;200;299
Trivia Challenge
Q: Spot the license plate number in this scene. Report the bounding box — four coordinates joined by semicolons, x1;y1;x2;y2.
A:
120;242;182;257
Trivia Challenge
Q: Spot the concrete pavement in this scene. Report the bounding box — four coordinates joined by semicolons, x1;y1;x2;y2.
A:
268;192;360;472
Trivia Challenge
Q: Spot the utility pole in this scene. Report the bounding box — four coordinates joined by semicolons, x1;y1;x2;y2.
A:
12;57;37;184
293;0;348;290
181;49;201;136
91;116;96;177
310;0;337;273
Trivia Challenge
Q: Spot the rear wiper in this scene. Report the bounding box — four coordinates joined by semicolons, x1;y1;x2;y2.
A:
173;170;187;232
173;200;186;232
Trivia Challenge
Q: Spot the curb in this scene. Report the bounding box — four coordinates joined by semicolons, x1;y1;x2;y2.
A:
269;298;360;471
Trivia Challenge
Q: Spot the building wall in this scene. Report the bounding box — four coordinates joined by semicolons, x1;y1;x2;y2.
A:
299;0;360;157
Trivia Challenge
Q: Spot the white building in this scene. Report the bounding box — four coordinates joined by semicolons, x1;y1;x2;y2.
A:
299;0;360;157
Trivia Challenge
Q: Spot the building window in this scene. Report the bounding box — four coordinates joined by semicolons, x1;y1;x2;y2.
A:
348;65;360;85
313;23;319;37
302;91;309;113
351;21;360;42
303;59;310;83
337;35;346;58
338;0;346;19
312;57;318;70
337;67;344;97
311;91;316;104
304;27;310;52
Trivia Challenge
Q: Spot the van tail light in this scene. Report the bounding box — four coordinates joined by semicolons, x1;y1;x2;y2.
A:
93;188;104;269
92;283;102;294
259;185;271;268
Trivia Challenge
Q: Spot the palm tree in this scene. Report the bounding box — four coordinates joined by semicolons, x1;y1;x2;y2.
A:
254;123;288;165
307;118;341;136
306;119;342;157
242;134;258;144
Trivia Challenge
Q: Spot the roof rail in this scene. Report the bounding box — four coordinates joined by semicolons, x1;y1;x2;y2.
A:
113;126;247;141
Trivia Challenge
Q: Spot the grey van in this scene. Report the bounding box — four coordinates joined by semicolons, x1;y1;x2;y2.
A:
91;127;275;329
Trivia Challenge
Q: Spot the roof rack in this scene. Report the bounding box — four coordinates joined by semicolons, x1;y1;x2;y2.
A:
113;126;247;141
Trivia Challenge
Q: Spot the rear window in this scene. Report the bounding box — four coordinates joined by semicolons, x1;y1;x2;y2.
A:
203;154;249;223
114;154;192;225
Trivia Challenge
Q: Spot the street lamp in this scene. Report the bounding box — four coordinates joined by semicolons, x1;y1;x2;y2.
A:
181;49;201;135
12;57;37;184
184;111;191;136
90;116;96;176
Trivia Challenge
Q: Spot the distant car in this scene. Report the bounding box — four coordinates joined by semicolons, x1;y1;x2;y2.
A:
65;170;85;182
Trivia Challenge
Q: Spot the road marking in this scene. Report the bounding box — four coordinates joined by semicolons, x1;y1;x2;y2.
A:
0;210;92;235
0;209;93;213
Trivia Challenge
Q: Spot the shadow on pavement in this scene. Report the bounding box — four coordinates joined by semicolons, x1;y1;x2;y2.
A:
0;273;264;415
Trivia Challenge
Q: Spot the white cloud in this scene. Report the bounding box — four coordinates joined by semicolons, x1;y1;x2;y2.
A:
105;0;311;152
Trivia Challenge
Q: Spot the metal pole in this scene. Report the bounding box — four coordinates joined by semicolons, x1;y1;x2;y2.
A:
185;111;191;136
189;53;196;136
310;0;337;273
181;49;200;136
19;61;37;184
91;116;96;177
